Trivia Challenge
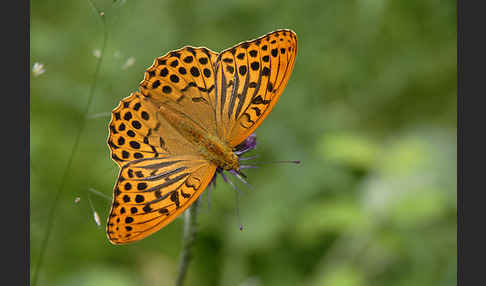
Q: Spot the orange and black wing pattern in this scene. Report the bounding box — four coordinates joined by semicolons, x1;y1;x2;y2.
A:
107;155;216;244
213;29;297;146
106;29;297;244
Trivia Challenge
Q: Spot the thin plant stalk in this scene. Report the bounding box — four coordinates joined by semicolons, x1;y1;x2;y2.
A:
175;199;201;286
31;2;107;285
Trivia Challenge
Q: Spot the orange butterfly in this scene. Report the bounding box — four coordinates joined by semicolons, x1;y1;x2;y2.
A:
106;29;297;244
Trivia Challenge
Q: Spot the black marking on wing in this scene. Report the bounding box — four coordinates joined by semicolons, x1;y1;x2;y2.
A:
220;68;228;118
180;82;215;94
170;191;180;208
133;159;184;170
109;140;119;150
274;46;294;91
136;167;188;181
251;106;261;116
213;57;221;137
227;61;240;119
135;176;191;213
234;56;251;120
237;49;264;120
192;97;209;104
180;189;191;198
110;125;118;135
139;173;190;193
240;113;256;127
185;177;201;191
181;81;198;92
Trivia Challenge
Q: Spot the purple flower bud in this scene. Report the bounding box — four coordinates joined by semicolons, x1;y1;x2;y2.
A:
243;133;257;150
234;133;257;156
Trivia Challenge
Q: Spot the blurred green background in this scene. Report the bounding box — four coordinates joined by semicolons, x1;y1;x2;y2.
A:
30;0;456;285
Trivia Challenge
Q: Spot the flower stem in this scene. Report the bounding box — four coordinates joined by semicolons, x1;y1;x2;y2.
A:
175;199;200;286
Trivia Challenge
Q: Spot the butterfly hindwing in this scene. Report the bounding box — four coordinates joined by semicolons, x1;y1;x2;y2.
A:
107;155;217;244
214;29;297;147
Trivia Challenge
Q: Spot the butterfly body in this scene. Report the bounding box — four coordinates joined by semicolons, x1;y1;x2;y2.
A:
107;29;297;244
158;102;240;171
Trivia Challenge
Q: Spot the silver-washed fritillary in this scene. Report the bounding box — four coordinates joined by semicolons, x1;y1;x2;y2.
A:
106;29;297;244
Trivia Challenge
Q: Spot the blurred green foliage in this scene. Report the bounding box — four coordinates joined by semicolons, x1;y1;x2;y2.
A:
30;0;456;285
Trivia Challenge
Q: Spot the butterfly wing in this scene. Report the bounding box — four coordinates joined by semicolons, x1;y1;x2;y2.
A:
137;30;297;147
139;46;222;138
108;91;205;166
107;92;217;244
213;29;297;147
107;155;216;244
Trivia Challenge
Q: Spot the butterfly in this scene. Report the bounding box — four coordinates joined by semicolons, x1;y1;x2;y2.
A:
106;29;297;244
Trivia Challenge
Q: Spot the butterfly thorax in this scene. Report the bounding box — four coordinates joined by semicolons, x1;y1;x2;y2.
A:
159;103;240;171
201;133;240;171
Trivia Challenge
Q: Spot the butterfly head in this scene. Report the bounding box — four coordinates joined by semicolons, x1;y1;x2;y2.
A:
222;152;240;171
219;133;257;172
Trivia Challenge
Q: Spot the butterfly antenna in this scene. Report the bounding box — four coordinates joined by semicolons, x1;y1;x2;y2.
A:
206;180;214;211
229;170;253;190
239;155;259;161
219;171;245;230
234;190;243;231
220;171;242;194
236;170;248;179
239;165;259;170
244;160;301;167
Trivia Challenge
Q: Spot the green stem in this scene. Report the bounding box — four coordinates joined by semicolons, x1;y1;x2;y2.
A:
175;200;201;286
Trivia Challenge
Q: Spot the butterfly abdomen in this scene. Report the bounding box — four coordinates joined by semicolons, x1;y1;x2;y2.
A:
159;102;240;171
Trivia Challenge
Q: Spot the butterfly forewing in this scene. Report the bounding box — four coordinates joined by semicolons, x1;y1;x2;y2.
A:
139;47;220;137
107;155;217;244
108;92;171;166
108;91;207;167
214;29;297;147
